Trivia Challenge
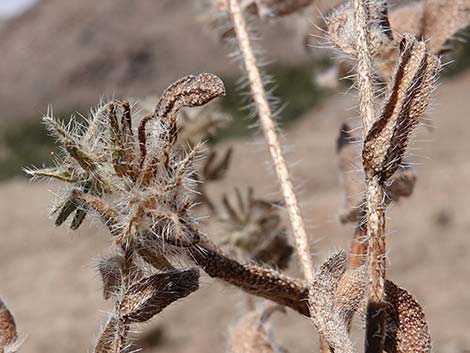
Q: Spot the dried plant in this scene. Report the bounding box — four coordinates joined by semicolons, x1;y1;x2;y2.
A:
15;0;455;352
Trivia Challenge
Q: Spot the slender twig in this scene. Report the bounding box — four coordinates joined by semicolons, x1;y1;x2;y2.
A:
228;0;314;285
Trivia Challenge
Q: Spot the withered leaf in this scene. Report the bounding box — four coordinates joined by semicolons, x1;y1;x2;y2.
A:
119;268;199;323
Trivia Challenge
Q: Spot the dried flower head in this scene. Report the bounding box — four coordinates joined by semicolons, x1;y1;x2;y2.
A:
26;73;226;248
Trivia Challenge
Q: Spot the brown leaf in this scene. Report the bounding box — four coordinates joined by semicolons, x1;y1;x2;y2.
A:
119;268;199;323
156;73;225;119
309;251;366;353
363;34;440;182
384;281;432;353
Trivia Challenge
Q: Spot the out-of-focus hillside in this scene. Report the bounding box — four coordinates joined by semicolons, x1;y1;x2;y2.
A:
1;69;469;353
0;0;309;123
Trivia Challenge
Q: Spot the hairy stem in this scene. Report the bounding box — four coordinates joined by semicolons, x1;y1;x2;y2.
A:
354;1;387;352
228;0;314;284
354;0;376;136
189;240;309;315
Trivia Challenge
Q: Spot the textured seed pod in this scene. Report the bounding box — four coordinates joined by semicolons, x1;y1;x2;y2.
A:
0;299;18;353
119;268;199;323
363;34;440;182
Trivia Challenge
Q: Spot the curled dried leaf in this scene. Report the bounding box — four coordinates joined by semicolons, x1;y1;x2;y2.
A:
309;251;366;353
119;268;199;323
156;73;226;119
363;34;440;183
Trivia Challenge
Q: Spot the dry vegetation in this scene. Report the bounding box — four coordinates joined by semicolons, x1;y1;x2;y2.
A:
1;0;470;353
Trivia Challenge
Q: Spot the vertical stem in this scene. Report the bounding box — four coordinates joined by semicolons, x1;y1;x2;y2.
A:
228;0;314;284
364;177;386;353
353;1;387;352
354;0;376;136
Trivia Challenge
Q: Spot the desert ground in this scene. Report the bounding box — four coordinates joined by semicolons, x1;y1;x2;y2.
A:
1;68;469;352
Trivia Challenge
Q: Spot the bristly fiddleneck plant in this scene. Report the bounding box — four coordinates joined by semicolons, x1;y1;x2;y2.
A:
0;0;458;353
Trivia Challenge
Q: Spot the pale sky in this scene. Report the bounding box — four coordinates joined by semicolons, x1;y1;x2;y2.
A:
0;0;38;17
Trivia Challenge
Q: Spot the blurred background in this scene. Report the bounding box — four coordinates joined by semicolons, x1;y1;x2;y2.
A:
0;1;469;352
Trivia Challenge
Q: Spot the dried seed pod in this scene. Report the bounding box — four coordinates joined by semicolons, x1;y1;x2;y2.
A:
190;239;308;315
363;34;440;183
119;268;199;323
0;299;18;353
